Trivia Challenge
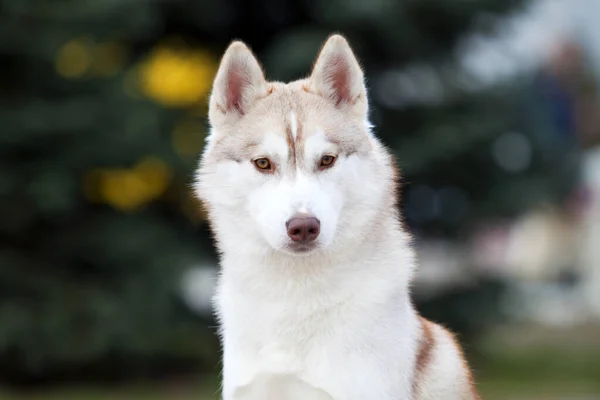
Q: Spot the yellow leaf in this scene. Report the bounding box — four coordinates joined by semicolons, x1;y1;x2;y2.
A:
100;169;151;212
138;43;217;108
55;38;93;79
134;156;172;199
84;158;172;212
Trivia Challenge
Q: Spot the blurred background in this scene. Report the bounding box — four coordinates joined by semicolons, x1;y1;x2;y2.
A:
1;0;600;398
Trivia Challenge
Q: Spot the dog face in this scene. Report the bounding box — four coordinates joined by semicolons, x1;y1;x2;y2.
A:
196;35;395;256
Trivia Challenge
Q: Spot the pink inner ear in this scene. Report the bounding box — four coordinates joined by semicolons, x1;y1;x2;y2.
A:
225;66;247;114
327;55;351;106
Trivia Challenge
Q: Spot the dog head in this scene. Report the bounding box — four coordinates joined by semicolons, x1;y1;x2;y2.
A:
196;35;397;257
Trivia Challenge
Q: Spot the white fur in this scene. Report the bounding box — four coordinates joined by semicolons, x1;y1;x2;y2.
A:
196;35;477;400
214;219;420;400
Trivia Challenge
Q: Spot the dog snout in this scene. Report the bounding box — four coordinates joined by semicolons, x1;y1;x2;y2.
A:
286;215;320;243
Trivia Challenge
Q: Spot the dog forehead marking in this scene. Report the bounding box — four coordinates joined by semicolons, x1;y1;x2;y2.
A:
289;110;297;140
284;105;301;167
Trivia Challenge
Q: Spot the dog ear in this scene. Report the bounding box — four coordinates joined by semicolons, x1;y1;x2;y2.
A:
210;41;268;118
309;35;367;108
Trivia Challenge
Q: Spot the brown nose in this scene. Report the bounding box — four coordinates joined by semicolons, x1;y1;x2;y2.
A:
286;215;320;243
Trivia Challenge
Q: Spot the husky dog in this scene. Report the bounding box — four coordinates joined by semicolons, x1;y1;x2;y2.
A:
195;34;480;400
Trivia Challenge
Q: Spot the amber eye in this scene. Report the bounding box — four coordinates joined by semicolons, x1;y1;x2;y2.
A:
254;158;272;171
320;155;336;168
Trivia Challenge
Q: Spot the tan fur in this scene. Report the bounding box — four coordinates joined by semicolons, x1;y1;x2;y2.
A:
413;317;435;397
413;319;480;399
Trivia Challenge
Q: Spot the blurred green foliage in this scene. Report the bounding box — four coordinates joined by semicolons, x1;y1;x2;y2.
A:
0;0;577;384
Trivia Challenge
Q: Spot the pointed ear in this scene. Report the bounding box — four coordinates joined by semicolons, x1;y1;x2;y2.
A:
209;41;268;118
308;35;367;108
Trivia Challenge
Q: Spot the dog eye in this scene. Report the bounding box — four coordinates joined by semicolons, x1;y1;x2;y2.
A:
253;158;273;172
319;155;336;169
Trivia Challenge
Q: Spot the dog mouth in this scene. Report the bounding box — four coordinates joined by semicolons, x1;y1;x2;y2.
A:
284;242;319;255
